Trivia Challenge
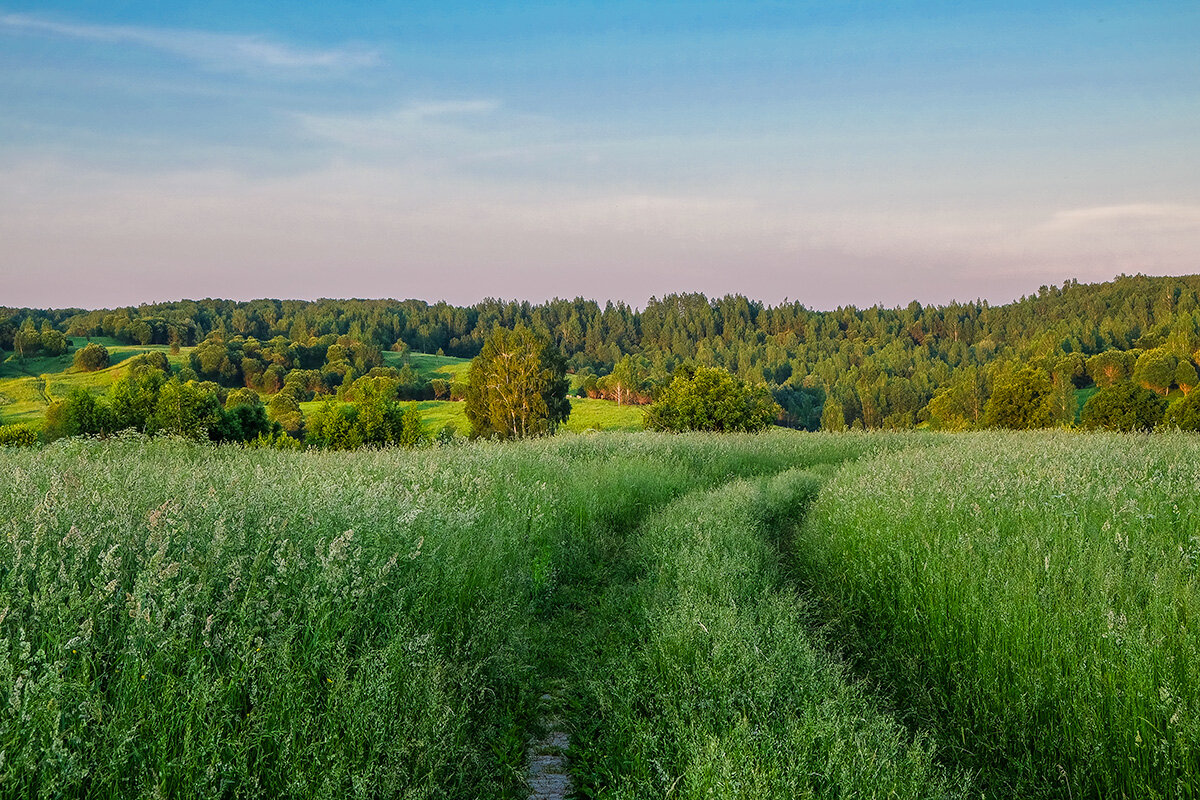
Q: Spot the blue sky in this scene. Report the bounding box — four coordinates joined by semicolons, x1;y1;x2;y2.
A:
2;1;1198;309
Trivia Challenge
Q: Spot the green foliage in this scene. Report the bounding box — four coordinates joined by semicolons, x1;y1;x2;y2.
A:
0;423;38;446
1163;391;1200;431
1080;381;1167;431
304;400;363;449
1175;359;1198;395
9;320;68;359
267;392;304;437
39;328;69;357
1085;349;1136;388
109;368;168;432
983;366;1058;429
1133;348;1177;395
924;368;988;431
305;396;428;450
797;433;1200;798
148;379;228;439
45;388;113;438
596;354;651;405
15;274;1200;431
820;398;847;431
73;342;110;371
465;324;570;439
125;350;171;373
771;384;825;430
644;366;779;432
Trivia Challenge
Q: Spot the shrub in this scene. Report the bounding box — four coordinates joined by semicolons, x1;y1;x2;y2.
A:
1163;391;1200;431
1080;381;1167;431
983;366;1057;429
126;350;171;373
73;342;110;371
0;424;38;447
644;366;779;432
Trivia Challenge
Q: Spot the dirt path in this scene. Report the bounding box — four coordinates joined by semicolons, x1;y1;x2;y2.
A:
526;692;572;800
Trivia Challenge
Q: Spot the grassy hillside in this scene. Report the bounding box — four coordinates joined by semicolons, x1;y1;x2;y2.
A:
0;339;192;426
382;349;471;382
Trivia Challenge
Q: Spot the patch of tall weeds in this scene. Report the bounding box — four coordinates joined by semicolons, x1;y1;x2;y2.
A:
798;431;1200;798
0;430;891;798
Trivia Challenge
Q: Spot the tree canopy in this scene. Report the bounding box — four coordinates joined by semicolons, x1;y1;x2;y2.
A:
73;342;109;371
465;324;570;439
983;367;1058;430
1081;382;1168;431
9;273;1200;434
644;366;779;433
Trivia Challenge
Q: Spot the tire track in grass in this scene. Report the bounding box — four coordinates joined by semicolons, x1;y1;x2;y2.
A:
549;468;967;799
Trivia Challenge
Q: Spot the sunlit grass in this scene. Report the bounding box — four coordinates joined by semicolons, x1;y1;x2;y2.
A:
382;350;470;382
0;339;193;427
562;398;645;432
566;468;964;798
796;431;1200;798
1;431;888;798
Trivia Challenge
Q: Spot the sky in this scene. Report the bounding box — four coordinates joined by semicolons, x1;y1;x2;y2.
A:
1;1;1198;311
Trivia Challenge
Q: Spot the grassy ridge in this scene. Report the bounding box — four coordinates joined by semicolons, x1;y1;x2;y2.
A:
566;469;965;798
797;432;1200;798
0;431;888;798
0;339;191;426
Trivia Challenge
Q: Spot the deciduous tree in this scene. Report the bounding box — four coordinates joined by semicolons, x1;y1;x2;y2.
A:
644;366;779;432
465;324;570;439
983;367;1058;430
1081;381;1167;431
73;343;110;371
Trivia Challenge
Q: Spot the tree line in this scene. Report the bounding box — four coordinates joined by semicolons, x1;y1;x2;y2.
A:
5;273;1200;433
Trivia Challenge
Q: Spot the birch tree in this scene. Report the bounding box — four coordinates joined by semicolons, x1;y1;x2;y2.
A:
465;324;570;439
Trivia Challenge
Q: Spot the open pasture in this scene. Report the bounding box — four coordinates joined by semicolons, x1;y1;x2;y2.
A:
2;429;1198;798
0;339;192;426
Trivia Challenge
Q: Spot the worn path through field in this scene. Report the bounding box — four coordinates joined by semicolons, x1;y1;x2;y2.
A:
526;691;572;800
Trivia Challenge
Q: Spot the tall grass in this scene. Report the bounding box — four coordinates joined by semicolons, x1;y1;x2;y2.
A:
797;431;1200;798
0;430;896;797
566;468;965;799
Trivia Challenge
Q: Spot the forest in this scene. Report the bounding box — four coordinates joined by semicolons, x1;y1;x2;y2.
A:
3;273;1200;439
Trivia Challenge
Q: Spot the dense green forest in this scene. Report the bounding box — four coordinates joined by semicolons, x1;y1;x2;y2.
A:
4;273;1200;434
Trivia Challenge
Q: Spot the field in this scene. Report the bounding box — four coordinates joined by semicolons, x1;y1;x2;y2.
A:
381;350;471;383
298;397;644;437
0;346;649;437
0;338;192;426
1;430;1198;798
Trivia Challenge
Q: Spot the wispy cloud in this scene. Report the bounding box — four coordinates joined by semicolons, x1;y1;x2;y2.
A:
1041;203;1200;232
298;101;503;149
0;12;380;72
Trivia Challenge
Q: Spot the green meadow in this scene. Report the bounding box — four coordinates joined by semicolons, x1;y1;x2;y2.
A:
1;345;649;438
382;349;472;383
2;430;1198;797
0;338;193;425
300;397;644;438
